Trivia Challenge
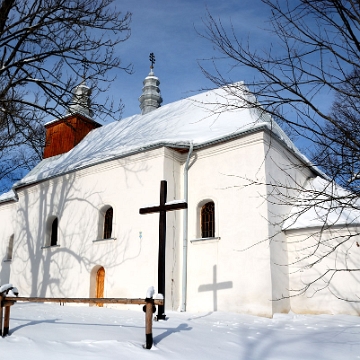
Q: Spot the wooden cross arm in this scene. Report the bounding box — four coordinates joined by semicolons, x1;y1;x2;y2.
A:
139;202;187;215
164;202;187;211
140;206;160;214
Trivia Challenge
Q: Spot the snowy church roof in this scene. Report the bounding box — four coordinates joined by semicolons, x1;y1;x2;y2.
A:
3;81;357;231
0;189;17;203
283;177;360;230
12;83;304;189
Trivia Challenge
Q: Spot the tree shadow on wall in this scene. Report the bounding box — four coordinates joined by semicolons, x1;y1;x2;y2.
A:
12;157;151;298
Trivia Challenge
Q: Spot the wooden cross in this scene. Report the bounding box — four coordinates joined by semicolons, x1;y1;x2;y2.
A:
198;265;233;311
139;180;187;320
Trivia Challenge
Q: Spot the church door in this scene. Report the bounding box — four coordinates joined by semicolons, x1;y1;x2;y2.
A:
96;267;105;307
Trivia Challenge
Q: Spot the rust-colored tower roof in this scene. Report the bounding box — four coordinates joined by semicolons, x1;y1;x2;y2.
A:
43;82;101;159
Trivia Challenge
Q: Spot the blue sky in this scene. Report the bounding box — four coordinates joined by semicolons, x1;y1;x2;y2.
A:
108;0;271;119
107;1;323;157
1;1;333;193
1;0;274;194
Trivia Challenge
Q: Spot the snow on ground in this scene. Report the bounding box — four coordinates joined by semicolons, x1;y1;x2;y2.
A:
1;303;360;359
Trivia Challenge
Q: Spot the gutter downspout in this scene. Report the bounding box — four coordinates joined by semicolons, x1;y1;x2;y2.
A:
181;141;193;312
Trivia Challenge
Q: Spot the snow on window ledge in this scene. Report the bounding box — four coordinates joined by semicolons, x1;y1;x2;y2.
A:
190;237;220;244
93;237;117;243
41;244;60;250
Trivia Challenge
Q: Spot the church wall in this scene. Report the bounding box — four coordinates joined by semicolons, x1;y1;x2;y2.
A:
7;128;357;316
10;147;183;307
262;132;315;314
285;226;360;315
185;133;275;317
0;201;16;285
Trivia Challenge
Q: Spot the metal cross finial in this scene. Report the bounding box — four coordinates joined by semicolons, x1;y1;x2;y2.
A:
149;53;155;69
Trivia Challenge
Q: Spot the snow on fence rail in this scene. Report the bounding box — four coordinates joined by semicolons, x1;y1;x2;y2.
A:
0;285;163;350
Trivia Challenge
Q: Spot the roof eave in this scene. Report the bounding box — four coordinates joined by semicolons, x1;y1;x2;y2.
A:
13;123;316;190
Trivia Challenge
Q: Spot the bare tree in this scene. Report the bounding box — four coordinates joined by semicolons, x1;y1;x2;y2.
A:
0;0;131;192
200;0;360;302
313;69;360;191
201;0;360;179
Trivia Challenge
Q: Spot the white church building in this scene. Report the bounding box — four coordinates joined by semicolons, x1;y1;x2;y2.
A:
1;66;360;318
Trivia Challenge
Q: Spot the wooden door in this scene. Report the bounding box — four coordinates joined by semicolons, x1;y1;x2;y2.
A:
96;267;105;307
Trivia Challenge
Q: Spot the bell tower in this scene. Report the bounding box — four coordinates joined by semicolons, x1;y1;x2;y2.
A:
139;53;163;115
43;82;101;159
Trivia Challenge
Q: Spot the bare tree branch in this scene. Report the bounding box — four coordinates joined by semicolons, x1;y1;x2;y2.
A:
0;0;132;192
199;0;360;302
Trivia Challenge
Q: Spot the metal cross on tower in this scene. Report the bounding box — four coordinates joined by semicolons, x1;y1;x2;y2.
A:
149;52;155;69
139;180;187;320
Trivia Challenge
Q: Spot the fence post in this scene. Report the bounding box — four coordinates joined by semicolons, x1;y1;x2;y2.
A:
0;296;3;337
3;305;10;336
144;298;154;349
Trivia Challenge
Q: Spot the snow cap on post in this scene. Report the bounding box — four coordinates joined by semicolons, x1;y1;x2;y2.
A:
146;286;155;299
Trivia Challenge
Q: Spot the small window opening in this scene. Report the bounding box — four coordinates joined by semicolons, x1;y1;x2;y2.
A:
51;218;58;246
201;201;215;238
6;234;14;260
103;207;113;239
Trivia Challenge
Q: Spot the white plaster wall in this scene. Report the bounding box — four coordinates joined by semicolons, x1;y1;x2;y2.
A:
186;133;274;317
10;133;280;316
11;148;183;310
286;227;360;315
6;129;356;317
0;201;16;285
263;132;315;314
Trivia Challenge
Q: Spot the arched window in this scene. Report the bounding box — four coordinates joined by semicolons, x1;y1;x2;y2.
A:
103;207;113;239
201;201;215;238
50;218;58;246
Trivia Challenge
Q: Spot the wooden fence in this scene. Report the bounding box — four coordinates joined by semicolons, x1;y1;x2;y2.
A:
0;295;163;350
